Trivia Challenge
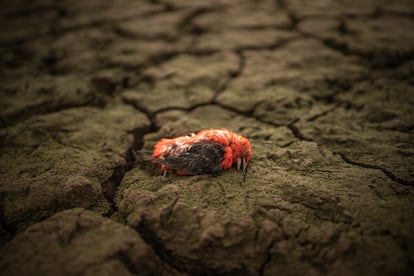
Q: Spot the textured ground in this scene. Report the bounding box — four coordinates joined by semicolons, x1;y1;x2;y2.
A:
1;0;414;275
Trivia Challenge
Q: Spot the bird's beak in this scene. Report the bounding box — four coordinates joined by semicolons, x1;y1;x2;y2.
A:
237;158;249;171
242;158;248;171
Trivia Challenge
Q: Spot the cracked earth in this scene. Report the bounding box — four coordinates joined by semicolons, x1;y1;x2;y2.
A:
1;0;414;275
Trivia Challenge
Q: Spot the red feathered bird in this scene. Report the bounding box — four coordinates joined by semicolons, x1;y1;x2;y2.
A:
152;128;252;176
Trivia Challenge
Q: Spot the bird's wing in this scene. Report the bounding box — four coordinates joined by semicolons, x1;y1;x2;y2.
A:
153;142;225;176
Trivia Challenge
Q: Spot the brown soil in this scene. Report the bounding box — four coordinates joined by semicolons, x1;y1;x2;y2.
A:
1;1;413;275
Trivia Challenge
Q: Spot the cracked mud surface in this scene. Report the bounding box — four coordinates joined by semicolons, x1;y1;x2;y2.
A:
1;0;413;275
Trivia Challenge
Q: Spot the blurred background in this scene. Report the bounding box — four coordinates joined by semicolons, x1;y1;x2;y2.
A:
1;1;413;275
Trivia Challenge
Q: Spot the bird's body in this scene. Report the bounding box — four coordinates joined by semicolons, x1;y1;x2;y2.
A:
152;128;252;176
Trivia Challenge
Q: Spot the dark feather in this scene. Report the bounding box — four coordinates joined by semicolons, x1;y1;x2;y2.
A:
154;142;225;176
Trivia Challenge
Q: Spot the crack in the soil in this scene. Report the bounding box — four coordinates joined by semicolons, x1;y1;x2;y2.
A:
135;220;192;274
276;0;301;30
107;249;141;275
314;35;414;70
135;218;248;275
99;92;162;217
289;13;414;71
0;68;139;129
286;119;413;187
213;50;245;101
259;238;276;276
0;4;177;46
122;94;221;124
101;165;126;217
287;119;313;141
101;125;153;217
306;104;339;122
287;12;300;30
230;49;246;76
337;153;414;187
177;6;216;35
121;47;245;121
0;97;102;129
104;49;183;72
236;35;303;52
215;101;290;128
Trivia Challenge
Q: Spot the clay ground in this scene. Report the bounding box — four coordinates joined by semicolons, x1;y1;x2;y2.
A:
1;0;414;275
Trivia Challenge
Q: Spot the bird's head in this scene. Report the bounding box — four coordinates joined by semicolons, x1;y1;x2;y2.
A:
231;134;252;171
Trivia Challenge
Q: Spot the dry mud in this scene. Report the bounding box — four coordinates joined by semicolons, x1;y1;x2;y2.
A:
1;0;414;275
